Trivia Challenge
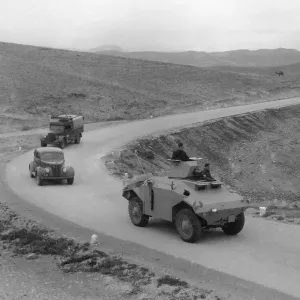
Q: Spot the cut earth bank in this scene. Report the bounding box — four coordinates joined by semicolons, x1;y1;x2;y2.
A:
107;104;300;221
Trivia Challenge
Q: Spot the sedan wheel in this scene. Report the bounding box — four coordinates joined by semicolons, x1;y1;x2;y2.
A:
67;177;74;185
36;174;43;186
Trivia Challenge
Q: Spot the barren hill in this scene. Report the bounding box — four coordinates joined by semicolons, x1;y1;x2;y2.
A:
93;48;300;68
1;41;300;132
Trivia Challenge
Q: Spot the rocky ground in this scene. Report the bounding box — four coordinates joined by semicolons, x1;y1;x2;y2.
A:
106;104;300;221
1;201;228;300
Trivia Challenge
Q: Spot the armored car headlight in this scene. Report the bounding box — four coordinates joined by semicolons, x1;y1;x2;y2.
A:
193;200;203;209
63;167;67;173
45;168;50;173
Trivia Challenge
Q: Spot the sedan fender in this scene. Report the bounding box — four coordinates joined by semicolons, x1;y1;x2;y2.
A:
65;166;75;177
36;166;46;177
29;161;35;173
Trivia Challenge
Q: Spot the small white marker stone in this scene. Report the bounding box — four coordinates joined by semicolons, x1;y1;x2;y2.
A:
259;207;267;217
90;234;98;245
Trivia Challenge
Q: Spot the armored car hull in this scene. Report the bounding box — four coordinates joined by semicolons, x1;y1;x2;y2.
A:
122;160;251;243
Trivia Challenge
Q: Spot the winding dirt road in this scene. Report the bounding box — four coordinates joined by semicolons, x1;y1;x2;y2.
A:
6;98;300;298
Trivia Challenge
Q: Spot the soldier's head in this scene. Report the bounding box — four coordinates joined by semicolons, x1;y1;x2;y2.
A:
204;163;210;170
177;142;184;149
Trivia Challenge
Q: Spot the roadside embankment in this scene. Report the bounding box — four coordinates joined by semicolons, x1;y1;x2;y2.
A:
107;104;300;220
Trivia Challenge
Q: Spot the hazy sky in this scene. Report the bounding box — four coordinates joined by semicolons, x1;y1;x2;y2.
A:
0;0;300;52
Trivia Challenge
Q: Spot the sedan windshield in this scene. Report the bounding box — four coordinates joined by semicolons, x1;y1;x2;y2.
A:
40;152;64;162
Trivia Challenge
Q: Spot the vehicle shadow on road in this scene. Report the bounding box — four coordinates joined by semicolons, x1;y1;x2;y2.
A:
148;218;241;243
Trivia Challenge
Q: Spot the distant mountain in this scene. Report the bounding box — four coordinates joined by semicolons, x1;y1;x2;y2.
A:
91;48;300;68
63;47;82;52
89;44;124;53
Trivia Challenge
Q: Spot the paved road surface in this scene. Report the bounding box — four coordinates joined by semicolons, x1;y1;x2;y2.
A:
6;97;300;298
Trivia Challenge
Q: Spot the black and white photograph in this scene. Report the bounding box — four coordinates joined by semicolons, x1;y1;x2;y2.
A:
0;1;300;299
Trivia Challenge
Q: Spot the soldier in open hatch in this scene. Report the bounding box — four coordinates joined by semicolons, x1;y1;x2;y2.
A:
193;163;216;181
172;143;216;181
171;142;193;161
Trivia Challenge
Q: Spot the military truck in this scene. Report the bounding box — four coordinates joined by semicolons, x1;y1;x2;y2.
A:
122;159;251;243
40;114;84;149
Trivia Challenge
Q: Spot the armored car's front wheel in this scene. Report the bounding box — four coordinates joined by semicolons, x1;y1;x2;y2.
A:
175;209;202;243
222;212;245;235
128;197;149;227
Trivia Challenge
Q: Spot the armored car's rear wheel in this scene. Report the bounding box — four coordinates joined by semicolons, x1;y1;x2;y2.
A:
222;212;245;235
175;209;202;243
128;197;149;227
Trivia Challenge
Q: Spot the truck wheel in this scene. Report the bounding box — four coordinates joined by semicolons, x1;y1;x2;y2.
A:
67;177;74;185
222;212;245;235
36;173;43;186
175;209;202;243
60;139;66;149
41;142;47;147
128;197;149;227
74;134;81;144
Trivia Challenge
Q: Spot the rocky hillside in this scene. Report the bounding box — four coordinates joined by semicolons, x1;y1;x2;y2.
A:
1;42;300;132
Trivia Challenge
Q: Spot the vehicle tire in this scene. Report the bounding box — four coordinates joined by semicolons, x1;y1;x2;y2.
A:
128;197;149;227
29;165;34;178
41;142;47;147
36;173;43;186
60;139;66;149
74;134;81;144
175;208;202;243
67;177;74;185
222;212;245;235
